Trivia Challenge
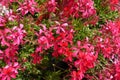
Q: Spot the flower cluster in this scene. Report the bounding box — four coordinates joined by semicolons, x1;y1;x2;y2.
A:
109;0;120;11
71;40;98;80
0;23;25;80
17;0;39;16
60;0;96;18
30;21;98;80
1;0;120;80
0;24;26;63
0;16;6;27
95;21;120;58
51;22;74;61
98;62;120;80
93;20;120;80
31;22;74;63
31;24;54;64
47;0;57;13
0;62;20;80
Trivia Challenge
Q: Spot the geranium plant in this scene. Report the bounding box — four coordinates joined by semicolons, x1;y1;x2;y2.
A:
0;0;120;80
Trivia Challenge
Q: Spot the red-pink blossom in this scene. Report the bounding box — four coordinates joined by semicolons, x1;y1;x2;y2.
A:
35;24;54;53
94;20;120;59
47;0;57;12
71;40;98;80
17;0;39;16
109;0;119;11
0;0;10;7
0;24;26;63
51;22;74;61
0;62;20;80
97;62;120;80
114;64;120;80
0;24;26;47
71;70;84;80
31;52;42;64
0;16;6;27
5;9;19;21
62;0;96;18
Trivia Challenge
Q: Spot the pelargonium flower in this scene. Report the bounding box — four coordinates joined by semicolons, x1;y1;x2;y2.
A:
109;0;119;11
5;9;19;21
17;0;39;16
31;24;54;64
31;52;42;64
0;62;20;80
95;20;120;58
0;4;18;22
61;0;96;18
32;22;74;64
0;24;26;46
47;0;57;12
61;0;78;18
0;0;10;7
115;62;120;80
74;51;97;71
52;31;73;61
3;45;18;64
0;16;6;27
10;24;26;45
0;24;26;63
78;0;96;18
71;70;84;80
0;28;11;46
71;39;98;80
35;24;54;53
97;62;120;80
50;22;74;61
98;64;115;80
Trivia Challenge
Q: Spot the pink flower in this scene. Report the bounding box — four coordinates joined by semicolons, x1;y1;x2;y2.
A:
0;62;20;80
0;24;26;47
0;24;26;63
0;28;11;46
0;0;10;7
31;53;42;64
71;40;97;80
5;9;19;21
95;20;120;58
50;22;74;61
115;63;120;80
17;0;39;16
74;51;97;71
109;0;119;11
78;0;96;18
47;0;57;12
11;24;26;45
71;70;84;80
97;63;120;80
3;45;18;63
0;16;6;27
35;24;54;53
62;0;96;18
